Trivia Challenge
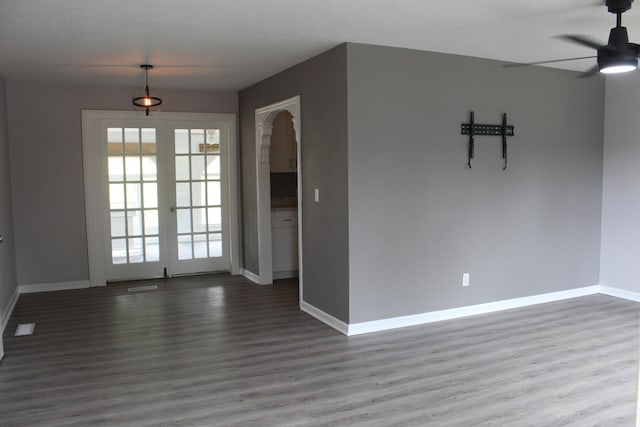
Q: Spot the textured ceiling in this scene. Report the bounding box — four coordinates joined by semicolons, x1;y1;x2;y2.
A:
0;0;637;90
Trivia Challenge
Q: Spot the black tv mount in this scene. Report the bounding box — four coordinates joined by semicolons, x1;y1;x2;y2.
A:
461;111;515;170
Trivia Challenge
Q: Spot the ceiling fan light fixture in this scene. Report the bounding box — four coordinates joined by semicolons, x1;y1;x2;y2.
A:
600;62;638;73
132;64;162;116
599;54;638;73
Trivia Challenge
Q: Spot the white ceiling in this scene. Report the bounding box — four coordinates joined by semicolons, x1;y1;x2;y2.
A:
0;0;636;90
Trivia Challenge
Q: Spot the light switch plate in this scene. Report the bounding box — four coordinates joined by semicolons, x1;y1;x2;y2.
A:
462;273;470;287
314;188;320;203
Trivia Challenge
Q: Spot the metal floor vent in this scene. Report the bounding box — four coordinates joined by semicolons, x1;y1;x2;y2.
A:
15;323;35;337
127;285;159;292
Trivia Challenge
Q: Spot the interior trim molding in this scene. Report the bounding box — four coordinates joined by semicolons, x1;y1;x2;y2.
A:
254;96;303;297
300;300;349;335
599;285;640;302
19;280;92;294
2;288;19;334
241;269;262;285
346;286;600;335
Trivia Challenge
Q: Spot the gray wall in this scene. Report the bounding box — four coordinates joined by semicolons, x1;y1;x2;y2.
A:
600;73;640;292
239;45;350;322
0;76;17;316
6;81;237;287
346;44;605;323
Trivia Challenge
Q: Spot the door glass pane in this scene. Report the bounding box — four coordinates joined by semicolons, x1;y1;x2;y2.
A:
141;128;156;146
177;208;191;234
110;211;126;237
191;156;205;181
192;208;207;233
145;237;160;262
206;129;220;145
142;157;157;181
207;181;221;206
112;238;127;264
175;129;189;154
207;207;222;232
127;210;143;236
208;233;222;257
178;235;192;260
125;157;141;181
176;183;190;207
124;128;140;154
109;184;125;210
108;128;123;143
126;183;141;209
191;182;205;207
108;128;124;154
193;234;208;258
144;209;159;235
143;183;158;208
175;156;190;181
108;157;124;182
128;237;144;263
190;129;204;153
207;156;220;179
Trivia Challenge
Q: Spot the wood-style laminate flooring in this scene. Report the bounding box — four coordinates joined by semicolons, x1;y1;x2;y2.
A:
0;274;638;426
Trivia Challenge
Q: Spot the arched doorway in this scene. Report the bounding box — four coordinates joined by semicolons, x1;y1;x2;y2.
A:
254;96;302;301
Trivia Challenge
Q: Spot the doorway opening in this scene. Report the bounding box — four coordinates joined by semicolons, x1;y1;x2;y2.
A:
254;96;302;302
270;110;298;280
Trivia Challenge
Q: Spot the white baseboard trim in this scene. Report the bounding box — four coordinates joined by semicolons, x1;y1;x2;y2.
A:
599;285;640;302
2;287;19;334
241;269;262;285
347;285;601;336
300;300;349;335
19;280;91;294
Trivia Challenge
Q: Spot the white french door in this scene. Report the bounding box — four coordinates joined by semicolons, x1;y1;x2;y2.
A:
166;122;230;275
104;122;167;280
82;111;238;285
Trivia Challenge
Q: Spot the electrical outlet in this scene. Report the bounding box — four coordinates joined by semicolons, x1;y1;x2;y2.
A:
462;273;470;287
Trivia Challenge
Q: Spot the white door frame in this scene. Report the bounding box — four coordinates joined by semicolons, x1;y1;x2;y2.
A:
254;96;302;296
82;110;241;286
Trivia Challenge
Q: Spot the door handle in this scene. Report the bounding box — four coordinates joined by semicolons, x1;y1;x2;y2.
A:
170;206;176;213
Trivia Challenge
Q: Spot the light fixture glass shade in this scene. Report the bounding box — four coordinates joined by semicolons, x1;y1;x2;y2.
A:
600;62;638;73
132;65;162;116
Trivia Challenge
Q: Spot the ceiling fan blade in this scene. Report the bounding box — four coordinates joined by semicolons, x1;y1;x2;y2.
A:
578;64;601;78
556;35;606;50
503;56;597;68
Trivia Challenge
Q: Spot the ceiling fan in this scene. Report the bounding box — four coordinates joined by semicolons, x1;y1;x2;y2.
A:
507;0;640;77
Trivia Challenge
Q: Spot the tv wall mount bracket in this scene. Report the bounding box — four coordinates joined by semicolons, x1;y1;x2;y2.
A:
461;111;515;170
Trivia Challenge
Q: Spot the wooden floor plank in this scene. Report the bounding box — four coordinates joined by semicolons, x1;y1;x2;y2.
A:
0;274;637;426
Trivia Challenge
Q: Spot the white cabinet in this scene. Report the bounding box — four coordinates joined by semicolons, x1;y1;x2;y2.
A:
270;111;297;173
271;209;298;278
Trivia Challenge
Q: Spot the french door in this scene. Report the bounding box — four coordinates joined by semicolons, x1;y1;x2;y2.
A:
82;111;238;284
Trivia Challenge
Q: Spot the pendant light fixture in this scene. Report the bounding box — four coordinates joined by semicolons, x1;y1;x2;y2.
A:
132;64;162;116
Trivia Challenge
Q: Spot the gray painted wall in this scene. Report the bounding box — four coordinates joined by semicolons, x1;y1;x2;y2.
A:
346;44;605;323
6;81;237;286
239;45;350;322
0;77;17;317
600;73;640;292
